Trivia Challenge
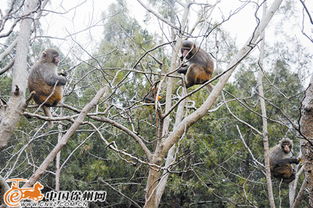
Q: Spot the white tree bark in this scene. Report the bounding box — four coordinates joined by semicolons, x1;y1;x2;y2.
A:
154;2;190;206
257;2;276;208
55;118;63;191
0;0;38;148
299;74;313;207
155;87;187;207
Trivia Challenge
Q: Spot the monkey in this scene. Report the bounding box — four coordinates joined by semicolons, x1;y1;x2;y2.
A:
144;82;162;104
144;87;162;103
269;138;300;183
28;49;67;127
177;40;214;88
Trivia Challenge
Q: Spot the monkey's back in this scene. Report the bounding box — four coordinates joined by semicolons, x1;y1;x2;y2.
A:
186;48;214;87
28;64;63;107
189;48;214;73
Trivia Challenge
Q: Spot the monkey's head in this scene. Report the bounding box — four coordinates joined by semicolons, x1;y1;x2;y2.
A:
279;138;293;154
180;40;196;60
41;49;60;65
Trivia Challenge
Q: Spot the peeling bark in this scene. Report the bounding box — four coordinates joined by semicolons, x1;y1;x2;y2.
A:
300;75;313;207
0;0;39;148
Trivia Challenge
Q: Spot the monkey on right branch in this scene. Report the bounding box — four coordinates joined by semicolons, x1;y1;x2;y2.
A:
269;138;300;183
177;40;214;88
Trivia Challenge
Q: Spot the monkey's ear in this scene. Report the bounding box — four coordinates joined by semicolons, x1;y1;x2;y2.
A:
42;51;47;57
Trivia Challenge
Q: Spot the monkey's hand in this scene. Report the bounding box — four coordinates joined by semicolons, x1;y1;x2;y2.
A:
297;157;302;164
291;158;300;164
58;71;67;77
290;158;301;164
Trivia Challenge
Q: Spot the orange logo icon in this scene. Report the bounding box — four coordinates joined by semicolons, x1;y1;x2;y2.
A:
4;178;44;207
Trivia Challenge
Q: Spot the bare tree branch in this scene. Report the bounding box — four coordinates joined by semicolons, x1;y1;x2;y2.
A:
236;125;264;167
25;87;107;187
0;39;17;61
136;0;180;31
0;60;14;75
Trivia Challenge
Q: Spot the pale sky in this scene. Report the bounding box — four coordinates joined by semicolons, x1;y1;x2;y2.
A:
37;0;312;55
40;0;256;49
1;0;313;82
2;0;312;54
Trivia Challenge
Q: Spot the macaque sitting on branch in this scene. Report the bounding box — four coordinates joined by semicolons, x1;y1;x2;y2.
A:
269;138;300;183
177;40;214;88
28;49;67;127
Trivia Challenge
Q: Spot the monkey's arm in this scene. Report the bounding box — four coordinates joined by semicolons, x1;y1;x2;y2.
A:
274;158;299;167
177;55;190;74
46;74;66;86
177;65;189;74
43;70;67;86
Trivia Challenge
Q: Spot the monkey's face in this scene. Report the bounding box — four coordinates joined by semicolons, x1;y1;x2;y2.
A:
42;49;60;65
281;142;291;153
181;40;195;60
181;47;192;59
53;54;60;65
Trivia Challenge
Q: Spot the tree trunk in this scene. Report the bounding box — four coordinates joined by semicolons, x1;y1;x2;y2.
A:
0;0;38;148
299;75;313;207
257;2;276;208
154;1;190;206
155;86;187;207
289;154;302;206
55;121;63;191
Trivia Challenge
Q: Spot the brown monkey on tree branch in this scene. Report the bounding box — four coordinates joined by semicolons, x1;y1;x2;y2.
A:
28;49;67;127
269;138;300;183
177;40;214;88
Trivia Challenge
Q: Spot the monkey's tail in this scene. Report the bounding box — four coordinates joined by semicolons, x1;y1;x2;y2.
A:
42;106;53;128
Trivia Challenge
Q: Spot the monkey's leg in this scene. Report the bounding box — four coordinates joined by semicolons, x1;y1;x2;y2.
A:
185;65;197;88
283;172;295;183
42;106;53;128
272;162;297;183
187;65;212;88
272;165;293;177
